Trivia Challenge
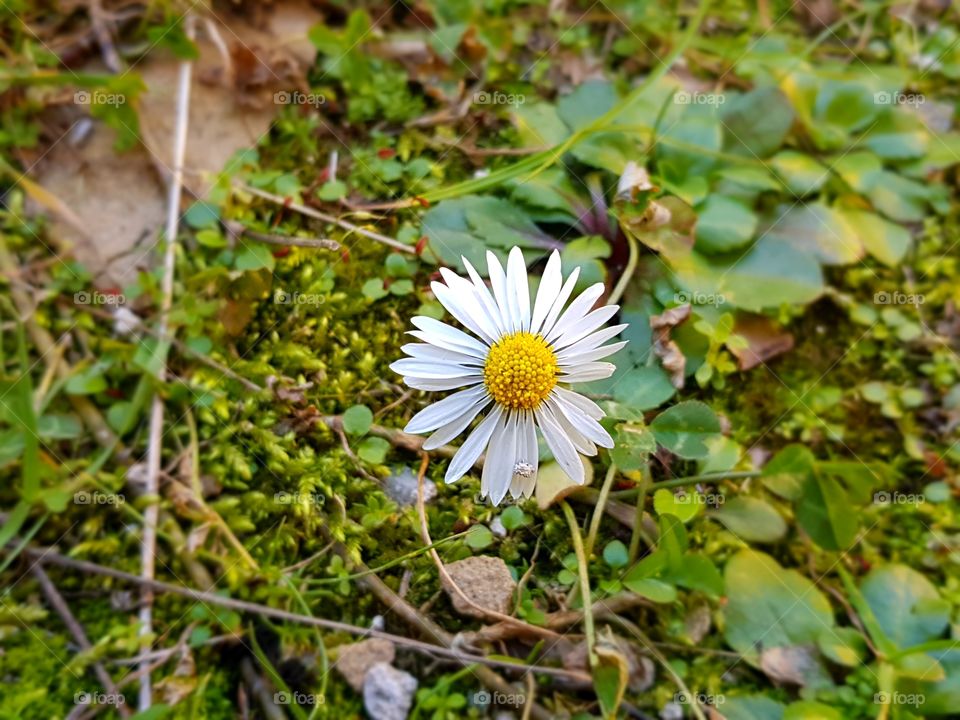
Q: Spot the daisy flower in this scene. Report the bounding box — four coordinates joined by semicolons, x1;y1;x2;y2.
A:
391;246;627;505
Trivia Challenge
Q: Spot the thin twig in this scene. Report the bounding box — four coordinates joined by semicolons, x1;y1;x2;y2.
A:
33;565;131;717
234;182;417;255
223;221;340;251
139;16;195;711
561;501;596;667
23;546;585;690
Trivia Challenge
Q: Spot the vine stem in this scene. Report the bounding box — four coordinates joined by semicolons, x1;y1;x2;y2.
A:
561;500;596;667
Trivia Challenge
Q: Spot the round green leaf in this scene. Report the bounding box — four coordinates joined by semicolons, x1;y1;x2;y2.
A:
342;405;373;436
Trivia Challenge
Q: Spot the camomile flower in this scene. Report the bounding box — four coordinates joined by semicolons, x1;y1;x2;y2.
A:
391;246;627;505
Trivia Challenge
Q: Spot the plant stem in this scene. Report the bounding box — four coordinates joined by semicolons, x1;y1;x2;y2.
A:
561;500;596;666
628;463;652;563
613;470;761;498
585;464;618;560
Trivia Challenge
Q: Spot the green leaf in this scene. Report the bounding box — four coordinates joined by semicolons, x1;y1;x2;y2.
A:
784;701;844;720
840;209;911;266
761;444;816;500
817;627;867;667
669;235;824;312
609;424;655;471
770;151;829;195
362;278;388;300
694;195;758;254
831;151;883;192
602;540;629;568
357;437;389;464
500;506;527;531
342;405;373;436
711;496;787;543
653;488;701;523
722;86;795;157
650;400;721;459
65;364;107;395
761;203;863;265
796;472;859;550
861;565;950;648
723;550;835;661
465;525;494;550
234;244;275;272
184;201;220;229
720;696;785;720
622;577;677;603
317;180;347;201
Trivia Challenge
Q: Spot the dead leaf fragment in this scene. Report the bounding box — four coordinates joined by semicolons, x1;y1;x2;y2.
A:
730;313;795;370
650;304;692;389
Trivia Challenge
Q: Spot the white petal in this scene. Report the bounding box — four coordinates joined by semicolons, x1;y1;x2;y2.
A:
549;394;613;448
555;324;628;359
484;412;518;506
401;343;484;367
553;387;605;420
544;283;605;345
538;267;580;340
486;251;514;333
509;411;539;499
445;405;503;483
559;362;616;382
536;404;584;486
552;305;620;350
530;250;562;336
462;257;508;336
506;247;531;333
439;268;501;342
404;375;483;391
431;281;496;345
411;317;488;356
546;397;596;455
422;397;491;449
558;340;628;365
391;359;477;379
405;385;488;434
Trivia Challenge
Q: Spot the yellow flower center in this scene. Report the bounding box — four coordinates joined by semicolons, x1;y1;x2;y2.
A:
484;332;558;410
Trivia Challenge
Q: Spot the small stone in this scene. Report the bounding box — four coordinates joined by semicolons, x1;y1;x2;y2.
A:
363;662;417;720
489;516;507;538
442;556;516;618
336;639;395;693
384;467;437;507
